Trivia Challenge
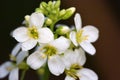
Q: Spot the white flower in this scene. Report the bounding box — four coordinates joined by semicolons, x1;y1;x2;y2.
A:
65;68;98;80
70;13;99;55
63;48;98;80
0;44;28;80
0;61;17;80
62;48;86;70
12;12;54;51
27;36;71;76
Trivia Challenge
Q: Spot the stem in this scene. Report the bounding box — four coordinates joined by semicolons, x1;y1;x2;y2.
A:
38;64;50;80
20;70;27;80
50;22;55;32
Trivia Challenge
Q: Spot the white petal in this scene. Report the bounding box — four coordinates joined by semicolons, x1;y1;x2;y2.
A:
75;48;86;66
9;68;18;80
48;55;65;76
74;13;82;31
50;36;70;54
80;41;96;55
11;43;21;57
70;31;78;46
65;75;75;80
29;13;45;28
77;68;98;80
27;51;47;70
0;62;12;78
63;50;77;69
16;51;29;65
82;25;99;42
12;27;29;42
38;28;54;43
63;48;86;69
21;39;37;51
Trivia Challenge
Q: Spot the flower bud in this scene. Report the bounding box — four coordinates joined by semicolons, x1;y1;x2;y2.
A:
59;9;66;17
41;2;47;8
45;18;52;26
56;25;70;35
25;15;30;22
35;8;43;13
62;7;76;20
54;0;61;9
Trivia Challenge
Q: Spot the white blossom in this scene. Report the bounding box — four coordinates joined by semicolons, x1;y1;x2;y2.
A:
63;48;98;80
0;44;28;80
12;12;54;51
27;36;70;76
70;13;99;55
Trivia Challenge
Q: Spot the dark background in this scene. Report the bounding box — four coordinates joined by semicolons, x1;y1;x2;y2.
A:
0;0;120;80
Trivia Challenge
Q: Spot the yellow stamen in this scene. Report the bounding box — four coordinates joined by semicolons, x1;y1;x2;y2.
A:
28;26;39;39
43;45;57;56
65;64;83;79
76;30;88;43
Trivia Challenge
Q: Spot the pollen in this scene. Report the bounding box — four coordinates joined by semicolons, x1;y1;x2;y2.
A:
28;26;39;39
76;30;88;43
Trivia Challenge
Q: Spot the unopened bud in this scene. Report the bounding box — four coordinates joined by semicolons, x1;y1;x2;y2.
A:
41;2;47;8
25;15;30;22
45;18;52;26
56;25;70;35
62;7;76;20
59;9;66;17
54;0;61;9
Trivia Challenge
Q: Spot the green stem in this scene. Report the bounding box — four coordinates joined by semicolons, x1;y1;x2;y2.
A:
38;64;50;80
20;70;27;80
50;22;55;32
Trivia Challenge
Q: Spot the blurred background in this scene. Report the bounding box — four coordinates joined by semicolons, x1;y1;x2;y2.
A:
0;0;120;80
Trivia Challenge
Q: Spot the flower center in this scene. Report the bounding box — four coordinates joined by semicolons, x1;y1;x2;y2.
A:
76;30;88;43
43;45;57;56
28;26;39;39
6;65;15;71
65;64;83;79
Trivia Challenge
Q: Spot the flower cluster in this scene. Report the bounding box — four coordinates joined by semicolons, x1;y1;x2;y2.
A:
0;0;99;80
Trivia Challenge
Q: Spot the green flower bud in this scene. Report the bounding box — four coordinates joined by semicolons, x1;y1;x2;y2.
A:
41;2;47;9
48;1;53;7
54;0;61;9
59;9;66;17
35;8;43;13
56;25;70;35
45;18;53;26
62;7;76;20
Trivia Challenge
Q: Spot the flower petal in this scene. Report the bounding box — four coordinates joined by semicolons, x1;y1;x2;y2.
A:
75;48;86;66
62;50;75;69
63;48;86;69
50;36;70;54
29;13;45;28
11;43;21;57
77;68;98;80
70;31;78;46
0;62;12;78
27;51;47;70
21;39;37;51
65;75;75;80
12;27;29;42
74;13;82;31
16;51;29;65
80;41;96;55
82;25;99;42
38;28;54;43
9;68;18;80
48;55;65;76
